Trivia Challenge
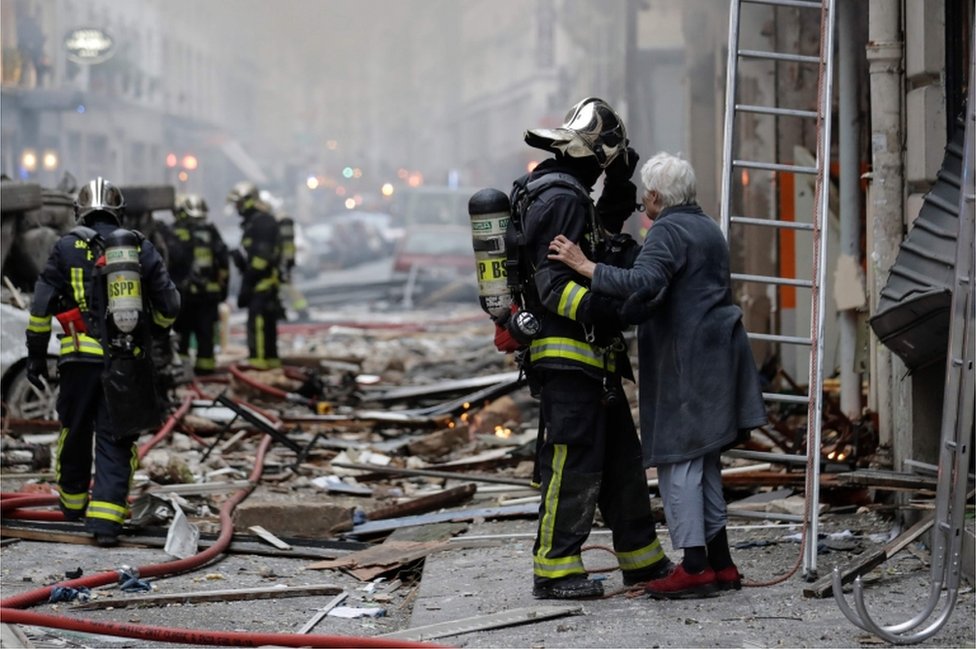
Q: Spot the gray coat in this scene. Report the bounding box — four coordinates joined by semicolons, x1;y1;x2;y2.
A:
592;204;767;466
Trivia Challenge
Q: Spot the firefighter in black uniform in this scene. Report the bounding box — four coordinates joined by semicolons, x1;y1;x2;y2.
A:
168;194;230;374
25;178;180;546
227;181;281;369
499;98;672;599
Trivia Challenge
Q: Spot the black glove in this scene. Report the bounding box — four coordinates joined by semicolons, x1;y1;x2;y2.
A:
230;249;246;272
605;146;640;182
237;287;252;309
620;284;668;324
26;357;49;391
587;293;626;332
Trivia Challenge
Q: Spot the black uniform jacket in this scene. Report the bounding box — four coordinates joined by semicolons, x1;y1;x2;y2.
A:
517;159;630;380
27;218;180;364
592;203;768;465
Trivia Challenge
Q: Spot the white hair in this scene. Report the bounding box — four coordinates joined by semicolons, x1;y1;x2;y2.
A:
640;152;697;208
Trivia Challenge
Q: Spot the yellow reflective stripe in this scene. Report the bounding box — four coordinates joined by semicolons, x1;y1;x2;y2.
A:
534;444;588;579
70;267;87;310
86;500;127;524
205;281;221;292
28;314;52;333
529;337;615;372
195;357;216;370
60;334;104;356
557;281;587;320
616;538;666;571
250;256;268;270
55;427;68;483
255;276;278;292
254;313;265;361
59;489;88;512
152;309;176;328
128;443;139;491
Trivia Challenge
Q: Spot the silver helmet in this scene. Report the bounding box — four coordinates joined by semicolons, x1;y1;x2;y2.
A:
177;193;208;219
524;97;628;168
226;181;260;214
75;177;125;225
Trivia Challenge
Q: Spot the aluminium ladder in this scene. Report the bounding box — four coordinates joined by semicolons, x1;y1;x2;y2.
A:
832;17;975;643
719;0;836;579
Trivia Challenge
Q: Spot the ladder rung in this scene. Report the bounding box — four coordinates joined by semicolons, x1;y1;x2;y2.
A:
733;159;819;174
742;0;822;9
725;448;810;465
738;49;821;65
763;392;810;404
747;332;812;346
732;272;814;288
736;103;818;120
731;216;815;231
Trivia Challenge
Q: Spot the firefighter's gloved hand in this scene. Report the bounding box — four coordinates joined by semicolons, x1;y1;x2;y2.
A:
620;284;668;324
230;248;246;271
605;146;640;182
237;288;252;309
26;357;49;391
494;322;521;353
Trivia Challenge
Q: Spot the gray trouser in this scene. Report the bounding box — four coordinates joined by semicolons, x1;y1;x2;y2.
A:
657;450;727;550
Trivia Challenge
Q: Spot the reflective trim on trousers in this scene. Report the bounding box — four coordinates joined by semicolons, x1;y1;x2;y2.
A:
86;500;127;524
616;537;666;571
533;444;587;580
59;488;88;512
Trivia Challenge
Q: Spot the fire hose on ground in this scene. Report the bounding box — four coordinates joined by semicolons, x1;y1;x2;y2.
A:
0;394;445;648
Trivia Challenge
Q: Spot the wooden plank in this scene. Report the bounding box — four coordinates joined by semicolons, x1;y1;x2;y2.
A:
367;484;477;521
298;591;348;634
341;502;539;538
72;583;344;610
306;539;451;575
833;469;938;491
377;605;583;641
249;525;292;550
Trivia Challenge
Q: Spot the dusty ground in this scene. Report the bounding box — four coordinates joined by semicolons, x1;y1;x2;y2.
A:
1;501;973;648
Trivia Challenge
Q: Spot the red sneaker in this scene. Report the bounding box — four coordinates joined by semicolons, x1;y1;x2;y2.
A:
644;564;718;599
714;564;742;590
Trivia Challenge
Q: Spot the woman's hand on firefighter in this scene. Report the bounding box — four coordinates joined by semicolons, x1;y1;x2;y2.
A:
548;235;596;278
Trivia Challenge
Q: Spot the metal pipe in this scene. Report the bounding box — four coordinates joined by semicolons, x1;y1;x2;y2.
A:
838;0;865;420
865;0;906;447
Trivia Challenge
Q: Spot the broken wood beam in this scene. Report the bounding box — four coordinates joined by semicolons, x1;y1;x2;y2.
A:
72;583;344;610
377;604;582;642
331;461;531;487
367;483;478;521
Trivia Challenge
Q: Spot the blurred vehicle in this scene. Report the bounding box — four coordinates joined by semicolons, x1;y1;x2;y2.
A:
391;224;478;304
304;211;401;272
395;186;478;228
1;303;60;420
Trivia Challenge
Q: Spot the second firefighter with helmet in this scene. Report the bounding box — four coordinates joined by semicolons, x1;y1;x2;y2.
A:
25;177;180;547
167;193;230;374
227;181;282;369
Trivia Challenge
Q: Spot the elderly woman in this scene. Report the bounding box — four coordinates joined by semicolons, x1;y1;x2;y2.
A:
547;152;767;599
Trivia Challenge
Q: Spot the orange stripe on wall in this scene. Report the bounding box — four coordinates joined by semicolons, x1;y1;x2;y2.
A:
778;173;796;310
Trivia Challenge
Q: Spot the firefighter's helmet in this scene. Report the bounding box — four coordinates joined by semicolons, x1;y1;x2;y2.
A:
75;177;125;226
177;193;208;219
525;97;629;169
226;181;260;214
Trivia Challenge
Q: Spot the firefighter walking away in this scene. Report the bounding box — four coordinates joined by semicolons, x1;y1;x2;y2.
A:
227;181;282;369
25;177;180;547
167;193;230;375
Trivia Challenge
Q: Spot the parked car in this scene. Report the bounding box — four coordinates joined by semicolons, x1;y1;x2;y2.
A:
305;211;402;271
1;303;59;420
392;224;478;304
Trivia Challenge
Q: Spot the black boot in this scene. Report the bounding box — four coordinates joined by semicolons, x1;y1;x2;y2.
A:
533;575;604;599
